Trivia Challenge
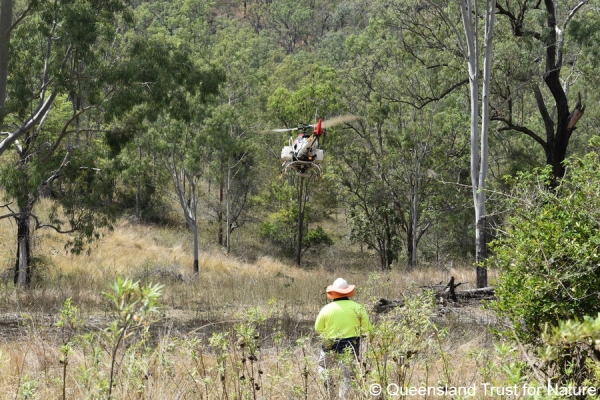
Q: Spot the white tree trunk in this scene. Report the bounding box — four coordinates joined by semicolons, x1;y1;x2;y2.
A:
226;167;231;255
17;235;27;286
459;0;496;287
164;155;200;274
0;0;12;112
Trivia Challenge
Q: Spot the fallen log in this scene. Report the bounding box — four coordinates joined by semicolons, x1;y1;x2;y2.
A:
422;277;495;304
455;287;495;298
421;276;465;302
373;298;405;314
373;278;495;313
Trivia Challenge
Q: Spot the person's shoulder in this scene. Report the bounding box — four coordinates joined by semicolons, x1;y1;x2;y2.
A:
320;302;338;311
341;299;366;308
347;300;369;311
347;299;364;305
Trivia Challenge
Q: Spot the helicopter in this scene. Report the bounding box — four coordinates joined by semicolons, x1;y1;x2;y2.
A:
273;115;359;176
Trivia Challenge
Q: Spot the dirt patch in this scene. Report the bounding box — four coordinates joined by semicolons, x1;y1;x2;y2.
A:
0;310;317;349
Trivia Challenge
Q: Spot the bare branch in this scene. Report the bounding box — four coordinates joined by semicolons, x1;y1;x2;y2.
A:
383;78;469;110
0;212;25;220
7;1;34;35
493;116;547;148
563;0;589;31
0;90;59;156
41;105;93;162
0;210;75;234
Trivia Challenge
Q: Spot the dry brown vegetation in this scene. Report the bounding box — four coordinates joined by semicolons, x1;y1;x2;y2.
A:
0;208;506;399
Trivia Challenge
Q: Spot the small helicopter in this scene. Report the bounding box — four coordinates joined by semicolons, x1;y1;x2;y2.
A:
272;115;359;176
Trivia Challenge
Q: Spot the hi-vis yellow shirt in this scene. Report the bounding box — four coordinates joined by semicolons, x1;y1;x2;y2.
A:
314;300;371;339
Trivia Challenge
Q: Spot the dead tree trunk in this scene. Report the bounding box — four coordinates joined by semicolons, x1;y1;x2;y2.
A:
14;214;32;286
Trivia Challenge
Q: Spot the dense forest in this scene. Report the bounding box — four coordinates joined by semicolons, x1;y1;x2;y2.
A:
0;0;598;282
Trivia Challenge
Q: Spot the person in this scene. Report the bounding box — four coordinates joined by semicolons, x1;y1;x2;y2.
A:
315;277;371;399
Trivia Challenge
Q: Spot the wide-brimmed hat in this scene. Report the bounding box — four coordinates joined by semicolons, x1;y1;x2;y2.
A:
326;278;356;295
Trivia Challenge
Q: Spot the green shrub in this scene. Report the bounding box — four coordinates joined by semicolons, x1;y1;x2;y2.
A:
260;208;334;257
488;150;600;384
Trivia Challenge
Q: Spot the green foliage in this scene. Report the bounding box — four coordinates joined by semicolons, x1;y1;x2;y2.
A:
364;293;448;393
259;206;334;257
103;277;164;373
258;179;334;258
508;312;600;392
0;95;117;256
16;374;36;400
488;150;600;384
348;204;403;268
267;58;343;125
540;313;600;388
568;12;600;67
57;298;82;400
260;207;298;256
102;37;223;123
3;0;131;121
302;225;334;251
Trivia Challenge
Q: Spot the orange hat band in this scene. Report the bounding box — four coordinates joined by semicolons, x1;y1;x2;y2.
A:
327;289;355;300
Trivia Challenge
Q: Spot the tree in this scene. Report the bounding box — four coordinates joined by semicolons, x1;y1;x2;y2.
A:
153;118;204;274
332;16;472;269
266;58;343;266
0;99;117;285
109;0;224;274
1;0;223;282
243;0;368;54
0;0;133;285
201;106;258;253
403;0;496;285
259;178;334;260
0;0;131;156
459;0;496;287
493;0;589;182
200;20;275;253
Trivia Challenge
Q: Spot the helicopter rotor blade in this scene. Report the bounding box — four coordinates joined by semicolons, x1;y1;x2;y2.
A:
268;115;359;132
270;127;300;132
314;114;360;129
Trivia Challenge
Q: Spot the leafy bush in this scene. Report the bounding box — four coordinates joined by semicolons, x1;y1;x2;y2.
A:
260;208;298;256
260;208;334;257
488;150;600;383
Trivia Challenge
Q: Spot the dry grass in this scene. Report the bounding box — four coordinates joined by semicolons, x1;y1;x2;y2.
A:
0;202;505;399
1;207;494;313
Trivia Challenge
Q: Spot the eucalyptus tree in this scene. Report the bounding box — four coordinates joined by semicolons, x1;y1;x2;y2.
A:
331;101;469;270
0;0;223;283
371;0;496;284
331;12;472;270
0;0;131;155
0;0;135;285
413;0;590;284
0;96;117;286
104;0;223;274
150;117;204;274
243;0;333;53
447;0;497;287
491;0;590;182
199;20;277;253
265;57;343;266
102;0;222;224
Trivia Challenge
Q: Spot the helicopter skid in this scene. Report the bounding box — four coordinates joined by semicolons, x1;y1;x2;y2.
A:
283;161;322;176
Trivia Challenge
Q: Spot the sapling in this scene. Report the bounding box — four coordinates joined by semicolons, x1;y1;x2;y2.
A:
57;298;81;400
103;277;163;399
